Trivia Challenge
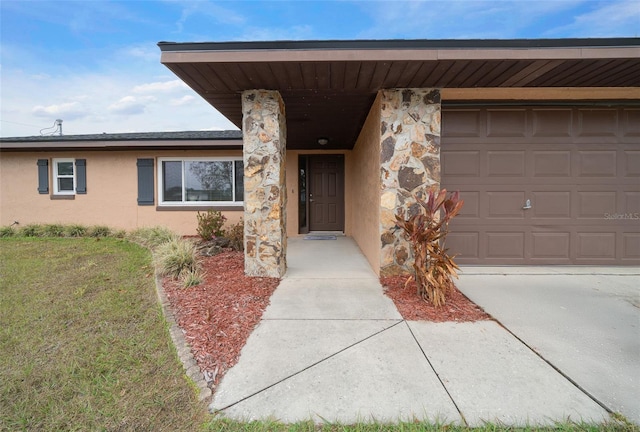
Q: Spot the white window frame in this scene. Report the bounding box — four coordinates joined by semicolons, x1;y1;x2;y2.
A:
52;158;76;195
157;157;244;206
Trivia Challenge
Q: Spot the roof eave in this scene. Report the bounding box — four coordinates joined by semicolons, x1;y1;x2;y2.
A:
0;139;243;151
159;38;640;63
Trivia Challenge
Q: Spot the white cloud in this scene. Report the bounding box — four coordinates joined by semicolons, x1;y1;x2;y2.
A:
32;102;88;120
121;44;159;62
108;96;150;116
1;67;236;137
170;95;196;106
133;79;187;93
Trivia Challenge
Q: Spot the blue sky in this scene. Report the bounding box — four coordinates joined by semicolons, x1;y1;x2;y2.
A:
1;0;638;137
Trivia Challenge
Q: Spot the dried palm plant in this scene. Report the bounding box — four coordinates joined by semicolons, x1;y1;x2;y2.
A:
395;189;464;307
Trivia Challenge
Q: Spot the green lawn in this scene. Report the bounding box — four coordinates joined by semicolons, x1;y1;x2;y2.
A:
0;237;207;431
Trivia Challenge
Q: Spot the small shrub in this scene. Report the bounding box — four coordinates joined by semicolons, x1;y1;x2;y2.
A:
155;238;200;279
87;225;111;238
197;210;226;240
65;224;87;237
225;218;244;251
0;226;15;237
42;224;66;237
395;189;464;307
129;226;178;250
112;229;127;239
181;269;203;288
19;224;43;237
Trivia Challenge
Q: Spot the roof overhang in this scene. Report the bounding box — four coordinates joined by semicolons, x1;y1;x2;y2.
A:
159;38;640;150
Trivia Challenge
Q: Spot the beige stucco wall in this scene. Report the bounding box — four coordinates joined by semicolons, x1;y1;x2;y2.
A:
0;150;243;235
347;94;382;275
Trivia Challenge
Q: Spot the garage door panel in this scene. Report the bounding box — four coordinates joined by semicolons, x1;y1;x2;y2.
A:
531;191;571;218
578;191;617;218
623;234;640;259
486;232;525;259
446;232;479;259
624;192;640;213
442;109;482;137
442;151;480;176
577;109;618;137
532;109;572;137
533;151;571;177
576;232;616;259
622;109;640;137
578;151;617;177
624;151;640;176
456;191;480;218
487;151;525;176
487;191;526;218
487;110;526;137
532;232;571;259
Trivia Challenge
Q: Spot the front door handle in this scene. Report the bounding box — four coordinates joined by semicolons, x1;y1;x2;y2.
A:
522;199;532;210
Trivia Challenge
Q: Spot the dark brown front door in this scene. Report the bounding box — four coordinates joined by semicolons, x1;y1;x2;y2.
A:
309;155;345;231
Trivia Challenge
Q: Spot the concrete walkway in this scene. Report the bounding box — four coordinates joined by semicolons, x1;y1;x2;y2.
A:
210;237;612;426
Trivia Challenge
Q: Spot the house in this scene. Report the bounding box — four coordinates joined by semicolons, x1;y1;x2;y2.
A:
0;131;245;235
2;38;639;277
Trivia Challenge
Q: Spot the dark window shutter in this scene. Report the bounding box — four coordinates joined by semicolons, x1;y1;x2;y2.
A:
37;159;49;194
75;159;87;194
137;158;154;206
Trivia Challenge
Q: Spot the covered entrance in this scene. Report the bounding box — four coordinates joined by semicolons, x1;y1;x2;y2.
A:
298;154;345;233
159;38;640;276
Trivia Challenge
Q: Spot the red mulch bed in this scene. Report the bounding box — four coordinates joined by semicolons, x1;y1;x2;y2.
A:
381;276;491;322
162;250;490;390
162;250;279;388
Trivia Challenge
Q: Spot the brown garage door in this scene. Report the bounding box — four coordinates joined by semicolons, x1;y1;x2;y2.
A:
441;106;640;265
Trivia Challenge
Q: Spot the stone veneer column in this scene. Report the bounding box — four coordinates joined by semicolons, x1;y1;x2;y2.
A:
379;89;441;276
242;90;287;277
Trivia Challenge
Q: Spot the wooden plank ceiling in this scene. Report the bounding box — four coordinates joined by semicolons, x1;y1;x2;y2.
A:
162;42;640;150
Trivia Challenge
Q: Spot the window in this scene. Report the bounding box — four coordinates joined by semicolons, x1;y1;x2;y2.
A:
53;158;75;195
39;158;86;196
158;158;244;205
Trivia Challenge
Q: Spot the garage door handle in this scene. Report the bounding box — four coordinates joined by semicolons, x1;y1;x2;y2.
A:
522;199;532;210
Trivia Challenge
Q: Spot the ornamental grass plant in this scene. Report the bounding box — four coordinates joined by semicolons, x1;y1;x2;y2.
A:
154;237;202;284
129;226;179;250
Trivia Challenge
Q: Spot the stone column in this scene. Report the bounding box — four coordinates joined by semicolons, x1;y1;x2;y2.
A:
379;89;441;276
242;90;287;277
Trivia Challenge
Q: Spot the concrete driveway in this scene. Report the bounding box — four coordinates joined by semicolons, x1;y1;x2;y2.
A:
456;267;640;424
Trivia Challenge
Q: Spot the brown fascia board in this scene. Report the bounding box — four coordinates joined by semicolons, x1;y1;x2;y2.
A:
158;38;640;63
0;139;242;152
